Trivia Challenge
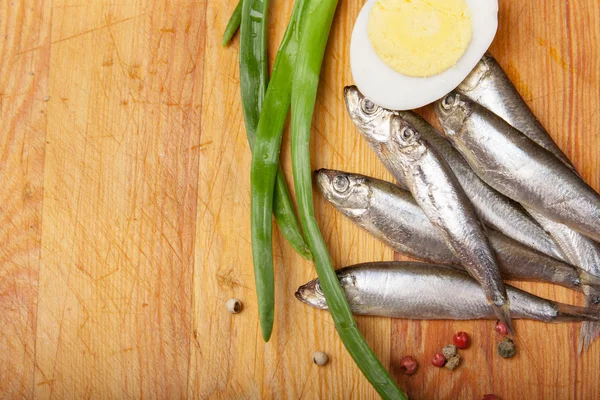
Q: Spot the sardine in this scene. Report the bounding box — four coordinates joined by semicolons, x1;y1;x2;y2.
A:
526;208;600;352
457;54;600;350
344;88;513;332
315;169;600;294
296;262;600;323
457;52;574;170
435;92;600;243
396;111;565;261
344;86;564;261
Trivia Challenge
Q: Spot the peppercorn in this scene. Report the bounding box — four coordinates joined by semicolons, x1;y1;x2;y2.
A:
442;344;458;360
432;353;446;367
398;356;418;375
495;321;509;335
444;354;461;370
453;331;470;349
226;298;243;314
497;338;517;358
312;351;329;366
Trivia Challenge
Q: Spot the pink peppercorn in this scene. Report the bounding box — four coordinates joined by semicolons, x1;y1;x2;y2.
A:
495;321;509;335
399;356;418;375
453;331;470;349
432;353;446;367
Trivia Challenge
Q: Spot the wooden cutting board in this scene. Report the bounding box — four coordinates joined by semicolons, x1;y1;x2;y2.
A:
1;0;599;398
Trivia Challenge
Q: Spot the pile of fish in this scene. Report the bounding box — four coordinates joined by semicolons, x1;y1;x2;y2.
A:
296;53;600;352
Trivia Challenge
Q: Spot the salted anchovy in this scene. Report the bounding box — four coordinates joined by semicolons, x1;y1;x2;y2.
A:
396;111;564;261
435;92;600;243
344;86;563;261
457;54;600;350
457;52;574;170
344;88;513;333
296;262;600;323
526;208;600;352
315;169;600;294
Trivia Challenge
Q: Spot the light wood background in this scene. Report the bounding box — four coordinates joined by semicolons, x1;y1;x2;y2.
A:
1;0;599;398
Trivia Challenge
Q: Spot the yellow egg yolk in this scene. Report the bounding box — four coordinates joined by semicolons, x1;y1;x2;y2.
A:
368;0;473;77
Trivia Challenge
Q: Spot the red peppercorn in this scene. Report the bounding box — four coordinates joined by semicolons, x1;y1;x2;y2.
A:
399;356;418;375
495;321;509;335
432;353;446;367
482;395;501;400
453;331;470;349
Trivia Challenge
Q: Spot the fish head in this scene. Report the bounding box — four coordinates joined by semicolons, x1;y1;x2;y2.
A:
434;91;471;138
456;52;493;93
315;169;371;217
295;278;328;309
344;85;395;143
389;115;428;160
296;271;357;310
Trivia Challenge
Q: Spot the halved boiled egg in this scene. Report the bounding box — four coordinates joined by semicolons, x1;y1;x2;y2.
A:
350;0;498;110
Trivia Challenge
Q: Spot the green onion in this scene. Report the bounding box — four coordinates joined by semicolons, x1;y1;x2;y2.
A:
222;0;242;46
250;0;307;341
239;0;312;263
289;0;408;398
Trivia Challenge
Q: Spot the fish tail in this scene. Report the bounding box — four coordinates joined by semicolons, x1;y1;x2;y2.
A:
493;302;514;337
578;295;600;353
579;270;600;295
554;300;600;323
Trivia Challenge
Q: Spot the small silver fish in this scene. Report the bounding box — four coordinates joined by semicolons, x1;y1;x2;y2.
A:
526;208;600;352
396;110;565;261
315;169;600;294
296;262;600;323
345;86;513;332
344;86;564;261
435;92;600;243
458;54;600;351
457;52;574;170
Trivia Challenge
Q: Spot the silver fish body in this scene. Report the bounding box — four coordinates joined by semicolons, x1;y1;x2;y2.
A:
316;169;594;293
345;86;513;330
457;52;574;170
435;93;600;243
396;111;564;261
296;262;600;323
388;116;512;324
526;208;600;352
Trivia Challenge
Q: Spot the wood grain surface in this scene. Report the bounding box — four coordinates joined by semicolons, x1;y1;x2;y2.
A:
1;0;599;399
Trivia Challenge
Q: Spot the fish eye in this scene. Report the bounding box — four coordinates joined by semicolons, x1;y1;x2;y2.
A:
442;93;457;110
400;127;416;141
360;99;378;115
332;175;350;193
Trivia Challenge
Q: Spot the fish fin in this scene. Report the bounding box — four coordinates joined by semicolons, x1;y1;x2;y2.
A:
578;295;600;354
579;271;600;296
554;301;600;323
493;303;514;337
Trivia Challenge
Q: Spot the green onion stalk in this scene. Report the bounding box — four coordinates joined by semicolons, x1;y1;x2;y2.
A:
249;0;307;342
239;0;312;267
289;0;408;397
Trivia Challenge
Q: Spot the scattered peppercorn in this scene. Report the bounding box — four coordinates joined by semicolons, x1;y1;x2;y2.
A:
312;351;329;366
482;395;501;400
226;298;243;314
495;321;509;335
432;353;446;367
497;338;517;358
444;354;461;370
398;356;418;375
453;331;470;349
442;344;458;360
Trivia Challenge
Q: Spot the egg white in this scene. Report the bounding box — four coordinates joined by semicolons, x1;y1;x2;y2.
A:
350;0;498;110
